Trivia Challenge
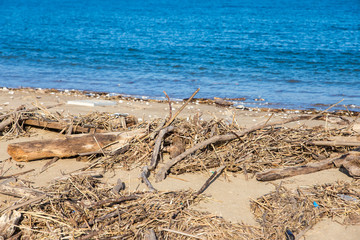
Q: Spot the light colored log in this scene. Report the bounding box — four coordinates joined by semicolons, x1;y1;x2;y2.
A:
7;129;145;162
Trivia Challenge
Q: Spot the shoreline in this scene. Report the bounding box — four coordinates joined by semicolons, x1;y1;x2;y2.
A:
1;86;359;113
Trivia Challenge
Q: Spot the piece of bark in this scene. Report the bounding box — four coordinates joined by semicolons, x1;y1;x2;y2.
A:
256;156;343;181
7;128;145;162
155;115;310;182
0;210;21;239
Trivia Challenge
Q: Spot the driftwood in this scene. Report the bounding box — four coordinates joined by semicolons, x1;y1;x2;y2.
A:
0;210;21;239
310;136;360;147
7;129;145;162
23;119;105;133
256;151;360;181
256;156;343;181
150;126;174;170
341;151;360;178
0;178;45;198
155;115;310;182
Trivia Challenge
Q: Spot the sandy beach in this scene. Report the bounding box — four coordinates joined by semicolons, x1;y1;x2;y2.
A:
0;87;359;239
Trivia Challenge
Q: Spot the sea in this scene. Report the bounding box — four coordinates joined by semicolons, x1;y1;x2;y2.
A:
0;0;359;110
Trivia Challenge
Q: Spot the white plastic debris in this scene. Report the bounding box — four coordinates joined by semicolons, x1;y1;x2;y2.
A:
67;100;117;107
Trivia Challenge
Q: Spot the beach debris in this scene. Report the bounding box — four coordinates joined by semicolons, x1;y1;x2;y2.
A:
112;178;125;194
7;129;145;161
235;104;246;109
67;99;117;107
0;210;21;239
285;229;295;240
7;175;263;239
214;97;233;107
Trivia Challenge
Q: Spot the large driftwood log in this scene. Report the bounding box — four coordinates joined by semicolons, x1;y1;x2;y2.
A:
7;129;145;162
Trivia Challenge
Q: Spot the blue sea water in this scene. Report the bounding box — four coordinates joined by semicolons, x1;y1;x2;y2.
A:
0;0;359;110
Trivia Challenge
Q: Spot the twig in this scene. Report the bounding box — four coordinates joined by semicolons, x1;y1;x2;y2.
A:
155;115;310;182
196;165;225;195
93;136;106;156
86;195;138;209
163;91;172;121
0;169;35;180
40;157;59;173
163;88;200;128
310;99;344;120
160;227;205;239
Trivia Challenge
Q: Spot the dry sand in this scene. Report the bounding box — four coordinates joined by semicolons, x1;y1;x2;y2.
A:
0;87;359;239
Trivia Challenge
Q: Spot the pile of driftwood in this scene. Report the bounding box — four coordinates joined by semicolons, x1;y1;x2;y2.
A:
0;175;263;239
1;90;360;239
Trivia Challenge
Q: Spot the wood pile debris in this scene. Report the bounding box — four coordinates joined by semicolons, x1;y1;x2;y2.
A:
0;93;360;239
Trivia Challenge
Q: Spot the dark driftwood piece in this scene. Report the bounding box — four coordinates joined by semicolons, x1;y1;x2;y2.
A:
23;119;105;133
255;156;343;181
7;129;144;162
256;151;360;181
155;115;310;182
